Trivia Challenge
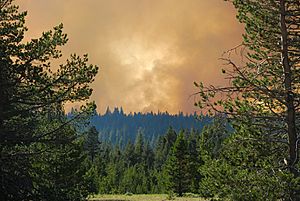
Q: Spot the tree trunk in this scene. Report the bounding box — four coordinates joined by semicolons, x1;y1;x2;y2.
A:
280;0;298;199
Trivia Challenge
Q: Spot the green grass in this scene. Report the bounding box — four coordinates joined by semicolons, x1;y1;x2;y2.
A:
89;194;208;201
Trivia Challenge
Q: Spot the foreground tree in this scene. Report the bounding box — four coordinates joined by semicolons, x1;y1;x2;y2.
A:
0;0;98;200
195;0;300;200
164;131;190;196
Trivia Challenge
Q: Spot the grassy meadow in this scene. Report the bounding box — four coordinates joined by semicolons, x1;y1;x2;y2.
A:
89;194;208;201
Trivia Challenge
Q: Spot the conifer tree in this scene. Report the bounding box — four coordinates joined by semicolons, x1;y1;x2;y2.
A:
155;127;177;169
195;0;300;199
134;129;144;164
84;126;101;163
186;129;202;193
165;131;190;196
124;141;135;167
0;0;98;200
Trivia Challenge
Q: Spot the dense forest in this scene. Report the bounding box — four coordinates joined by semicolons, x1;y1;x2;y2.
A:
1;0;300;200
83;126;204;195
82;115;230;198
85;107;211;147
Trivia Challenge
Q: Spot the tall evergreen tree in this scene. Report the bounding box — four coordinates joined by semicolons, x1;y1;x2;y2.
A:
124;141;135;167
0;0;98;200
186;129;202;193
155;127;177;169
84;126;101;163
165;131;190;196
195;0;300;199
134;129;144;164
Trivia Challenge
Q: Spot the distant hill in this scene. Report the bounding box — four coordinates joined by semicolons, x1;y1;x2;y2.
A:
89;107;211;147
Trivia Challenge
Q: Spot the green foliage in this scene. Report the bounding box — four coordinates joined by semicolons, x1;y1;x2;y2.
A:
155;127;178;170
84;126;101;162
195;1;300;199
94;128;202;195
164;131;190;196
84;162;101;195
187;130;203;193
91;108;207;147
200;124;288;200
0;0;98;200
32;134;91;201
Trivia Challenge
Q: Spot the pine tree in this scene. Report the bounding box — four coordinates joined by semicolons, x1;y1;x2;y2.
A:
195;0;300;199
0;0;98;200
165;131;190;196
84;126;101;163
124;141;135;167
134;129;144;164
155;127;177;169
31;131;90;201
186;129;202;193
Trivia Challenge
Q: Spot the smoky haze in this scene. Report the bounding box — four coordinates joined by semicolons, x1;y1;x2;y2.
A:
17;0;244;114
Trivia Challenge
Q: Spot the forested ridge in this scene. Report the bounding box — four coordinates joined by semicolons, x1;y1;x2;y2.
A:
85;107;211;147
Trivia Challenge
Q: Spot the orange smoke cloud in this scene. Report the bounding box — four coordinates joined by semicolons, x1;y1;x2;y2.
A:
17;0;244;114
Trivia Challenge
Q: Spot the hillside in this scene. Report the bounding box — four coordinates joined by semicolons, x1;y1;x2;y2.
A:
90;107;210;147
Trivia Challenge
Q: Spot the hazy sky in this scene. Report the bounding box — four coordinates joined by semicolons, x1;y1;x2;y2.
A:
16;0;244;114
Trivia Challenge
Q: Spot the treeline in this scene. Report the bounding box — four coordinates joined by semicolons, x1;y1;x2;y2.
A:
84;126;205;196
87;107;210;147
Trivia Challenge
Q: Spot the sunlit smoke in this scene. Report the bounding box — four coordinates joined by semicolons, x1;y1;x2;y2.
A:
17;0;244;114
